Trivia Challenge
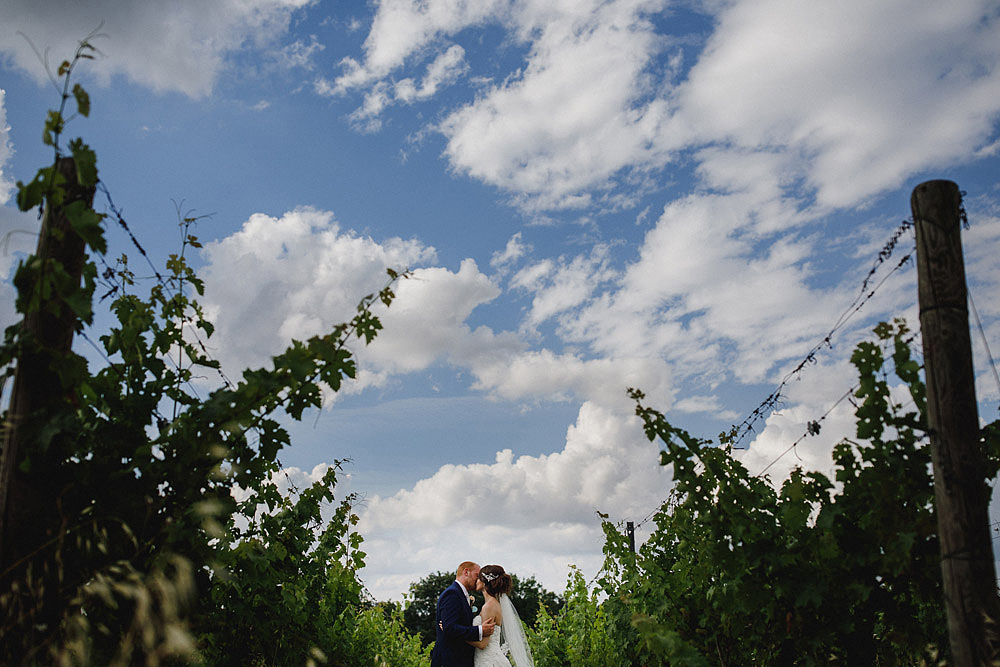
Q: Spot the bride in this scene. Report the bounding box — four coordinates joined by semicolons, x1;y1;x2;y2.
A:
467;565;534;667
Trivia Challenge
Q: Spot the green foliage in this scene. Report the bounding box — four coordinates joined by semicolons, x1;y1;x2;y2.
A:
196;463;407;666
527;567;626;667
527;602;569;667
593;319;1000;665
1;44;423;666
343;604;431;667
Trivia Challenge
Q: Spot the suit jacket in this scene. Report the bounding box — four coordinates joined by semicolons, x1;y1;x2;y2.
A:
430;581;480;667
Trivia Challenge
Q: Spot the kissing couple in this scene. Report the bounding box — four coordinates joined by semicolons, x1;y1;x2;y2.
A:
430;561;534;667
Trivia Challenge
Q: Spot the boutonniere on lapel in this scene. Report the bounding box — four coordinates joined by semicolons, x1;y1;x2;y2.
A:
469;595;478;613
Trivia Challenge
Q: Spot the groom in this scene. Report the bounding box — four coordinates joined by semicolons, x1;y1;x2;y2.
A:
430;561;496;667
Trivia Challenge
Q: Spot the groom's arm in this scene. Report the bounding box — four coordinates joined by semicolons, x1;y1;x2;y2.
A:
438;589;481;642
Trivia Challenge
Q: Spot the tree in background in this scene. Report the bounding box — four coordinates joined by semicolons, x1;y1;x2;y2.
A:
403;569;564;647
404;571;457;648
511;573;565;630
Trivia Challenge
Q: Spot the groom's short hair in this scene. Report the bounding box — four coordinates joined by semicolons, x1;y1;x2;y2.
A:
456;561;478;577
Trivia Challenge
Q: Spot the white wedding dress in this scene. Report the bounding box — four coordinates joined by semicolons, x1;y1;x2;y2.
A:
473;615;512;667
473;595;533;667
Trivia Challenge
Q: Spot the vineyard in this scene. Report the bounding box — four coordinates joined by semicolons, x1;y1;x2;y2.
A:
2;43;1000;667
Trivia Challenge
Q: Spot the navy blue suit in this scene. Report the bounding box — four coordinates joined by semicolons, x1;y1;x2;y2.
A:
430;581;479;667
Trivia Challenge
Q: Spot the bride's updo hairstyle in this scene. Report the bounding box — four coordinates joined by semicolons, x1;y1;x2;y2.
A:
479;564;512;597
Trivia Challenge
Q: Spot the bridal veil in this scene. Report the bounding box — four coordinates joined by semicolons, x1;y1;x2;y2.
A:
498;594;534;667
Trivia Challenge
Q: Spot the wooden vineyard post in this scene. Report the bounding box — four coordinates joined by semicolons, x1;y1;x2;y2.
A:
912;179;999;666
0;157;93;568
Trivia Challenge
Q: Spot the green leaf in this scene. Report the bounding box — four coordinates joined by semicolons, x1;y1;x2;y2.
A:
64;200;107;253
69;138;99;186
43;109;64;146
72;83;91;117
64;286;95;323
16;176;45;212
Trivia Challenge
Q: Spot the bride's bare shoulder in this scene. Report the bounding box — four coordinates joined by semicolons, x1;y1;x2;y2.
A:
483;596;503;624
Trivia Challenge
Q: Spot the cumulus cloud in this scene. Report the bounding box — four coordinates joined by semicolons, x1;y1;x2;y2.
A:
317;0;674;209
358;400;671;599
325;0;506;94
394;44;468;104
275;34;325;70
470;350;672;411
332;0;1000;213
0;0;312;97
672;394;737;419
439;0;672;210
336;43;471;129
492;175;923;440
490;232;530;271
511;244;617;329
671;0;1000;208
198;208;675;413
365;259;515;373
553;191;860;386
198;207;437;379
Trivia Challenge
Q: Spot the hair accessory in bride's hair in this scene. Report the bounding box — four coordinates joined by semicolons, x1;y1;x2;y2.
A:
482;572;498;582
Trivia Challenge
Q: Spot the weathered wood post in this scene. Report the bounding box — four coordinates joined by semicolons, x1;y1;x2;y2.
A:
0;156;93;567
912;179;999;665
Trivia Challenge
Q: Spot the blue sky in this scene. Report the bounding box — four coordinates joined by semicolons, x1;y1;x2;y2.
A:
2;0;1000;601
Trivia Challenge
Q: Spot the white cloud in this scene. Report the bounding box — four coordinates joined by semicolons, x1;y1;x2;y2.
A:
490;231;530;271
672;0;1000;208
0;0;312;97
275;34;325;70
327;0;507;95
0;90;13;207
511;245;617;328
365;259;514;373
321;0;673;210
509;259;551;291
555;191;860;386
349;82;393;132
439;0;672;210
470;350;672;411
338;43;471;127
736;358;861;484
394;44;468;104
198;207;437;378
364;255;673;412
672;394;737;420
198;209;675;413
357;400;671;599
333;0;1000;214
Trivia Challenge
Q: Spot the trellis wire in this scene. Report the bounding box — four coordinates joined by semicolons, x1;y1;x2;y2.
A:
726;218;916;448
632;218;924;530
